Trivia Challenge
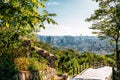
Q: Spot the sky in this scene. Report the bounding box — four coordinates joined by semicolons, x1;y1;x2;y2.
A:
38;0;99;36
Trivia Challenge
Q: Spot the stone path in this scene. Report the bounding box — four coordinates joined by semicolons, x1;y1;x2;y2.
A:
69;66;112;80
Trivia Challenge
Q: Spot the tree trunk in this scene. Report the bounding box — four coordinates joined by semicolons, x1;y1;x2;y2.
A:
115;39;120;70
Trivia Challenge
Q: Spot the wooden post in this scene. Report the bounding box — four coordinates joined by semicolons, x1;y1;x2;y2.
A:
85;63;86;69
62;65;64;73
73;67;75;75
97;63;98;68
81;64;83;70
77;67;79;74
79;66;81;73
58;62;60;68
88;63;91;68
83;63;85;70
93;63;94;68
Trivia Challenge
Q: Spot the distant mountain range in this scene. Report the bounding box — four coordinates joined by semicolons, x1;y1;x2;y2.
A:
37;35;113;54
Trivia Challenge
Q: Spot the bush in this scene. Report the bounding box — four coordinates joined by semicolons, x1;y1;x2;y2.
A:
14;58;30;71
14;57;47;71
28;58;41;71
0;54;17;80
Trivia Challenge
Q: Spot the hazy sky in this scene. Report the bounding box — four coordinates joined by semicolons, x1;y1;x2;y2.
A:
38;0;98;36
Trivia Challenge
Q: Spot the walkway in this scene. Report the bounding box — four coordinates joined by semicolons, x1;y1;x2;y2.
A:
69;66;112;80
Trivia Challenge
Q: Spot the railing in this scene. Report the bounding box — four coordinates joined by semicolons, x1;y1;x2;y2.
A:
70;62;111;75
58;62;115;78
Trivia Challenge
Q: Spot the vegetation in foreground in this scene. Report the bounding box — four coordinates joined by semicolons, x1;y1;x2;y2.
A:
0;0;57;79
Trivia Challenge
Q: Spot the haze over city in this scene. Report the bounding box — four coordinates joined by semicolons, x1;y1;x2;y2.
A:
38;0;98;36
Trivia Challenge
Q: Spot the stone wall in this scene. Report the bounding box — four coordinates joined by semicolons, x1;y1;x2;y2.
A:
16;68;57;80
22;39;55;68
16;71;40;80
31;46;55;68
42;68;57;80
18;39;56;80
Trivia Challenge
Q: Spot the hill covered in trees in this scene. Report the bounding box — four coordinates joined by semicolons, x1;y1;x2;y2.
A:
37;35;113;54
34;39;115;76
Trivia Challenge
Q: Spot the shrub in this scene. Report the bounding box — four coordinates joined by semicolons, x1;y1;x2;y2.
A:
14;58;29;71
28;58;40;71
14;57;48;71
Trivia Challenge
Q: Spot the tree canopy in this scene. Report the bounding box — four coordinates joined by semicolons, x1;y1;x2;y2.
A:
86;0;120;39
0;0;57;33
86;0;120;70
0;0;57;55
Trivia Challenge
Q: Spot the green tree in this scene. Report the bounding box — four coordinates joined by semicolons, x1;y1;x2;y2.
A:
0;0;57;79
86;0;120;70
0;0;57;56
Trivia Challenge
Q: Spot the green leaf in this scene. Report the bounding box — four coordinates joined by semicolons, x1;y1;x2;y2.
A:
6;22;9;28
39;3;45;8
39;24;45;29
42;10;48;16
48;13;57;17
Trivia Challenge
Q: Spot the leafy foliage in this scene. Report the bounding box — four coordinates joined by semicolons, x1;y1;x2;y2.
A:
14;57;47;71
86;0;120;40
0;0;57;79
35;41;115;75
86;0;120;70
